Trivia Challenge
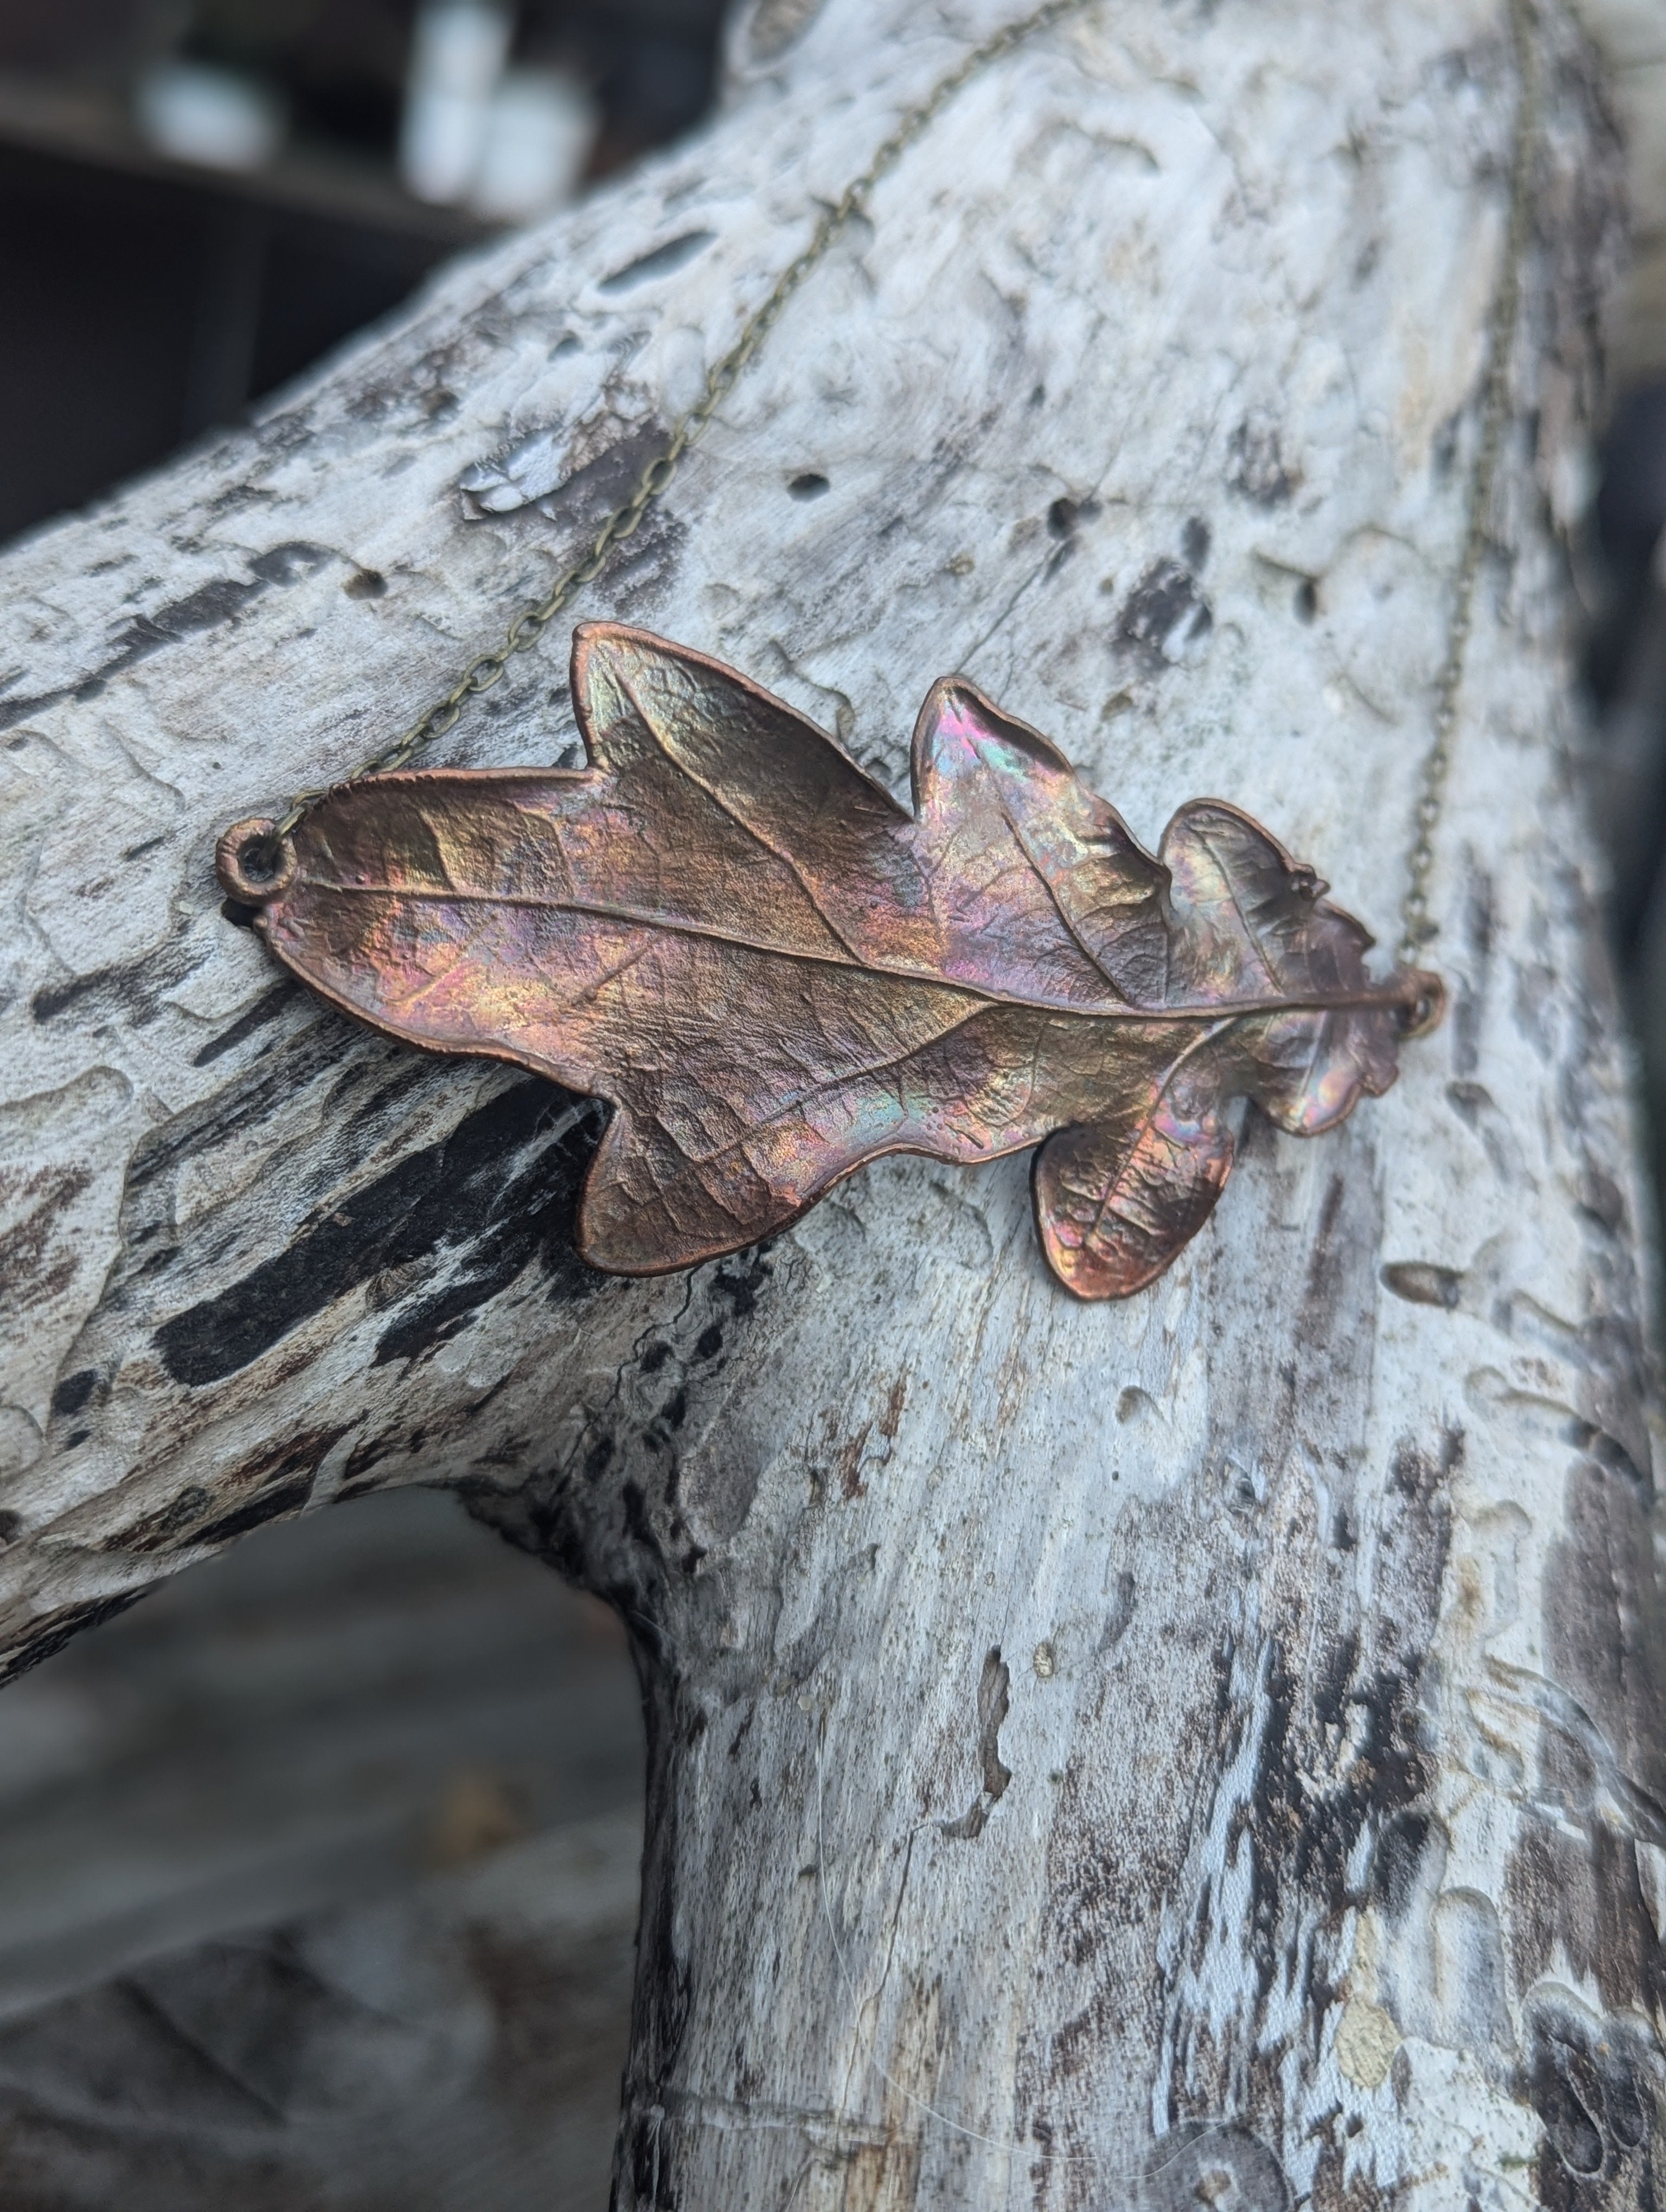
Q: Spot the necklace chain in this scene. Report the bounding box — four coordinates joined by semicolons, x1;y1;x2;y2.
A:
274;0;1096;838
1396;0;1536;966
274;0;1540;980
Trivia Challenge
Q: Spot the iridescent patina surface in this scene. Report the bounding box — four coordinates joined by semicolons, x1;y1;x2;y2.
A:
218;624;1441;1298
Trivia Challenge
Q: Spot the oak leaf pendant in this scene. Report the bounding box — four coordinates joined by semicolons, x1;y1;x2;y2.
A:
219;625;1441;1300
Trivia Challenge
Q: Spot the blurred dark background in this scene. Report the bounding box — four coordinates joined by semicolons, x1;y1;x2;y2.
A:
1592;377;1666;1225
5;5;1666;2209
0;1488;646;2211
0;0;728;542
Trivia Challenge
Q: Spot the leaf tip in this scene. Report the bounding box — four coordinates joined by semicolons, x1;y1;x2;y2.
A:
911;673;1074;792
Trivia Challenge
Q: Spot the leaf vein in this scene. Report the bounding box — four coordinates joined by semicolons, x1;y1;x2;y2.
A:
297;879;1403;1025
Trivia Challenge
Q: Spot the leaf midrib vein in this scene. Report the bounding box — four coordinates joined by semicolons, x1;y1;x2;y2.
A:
298;875;1404;1025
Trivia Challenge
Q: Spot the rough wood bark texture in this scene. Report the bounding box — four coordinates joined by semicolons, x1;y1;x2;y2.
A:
0;0;1656;2204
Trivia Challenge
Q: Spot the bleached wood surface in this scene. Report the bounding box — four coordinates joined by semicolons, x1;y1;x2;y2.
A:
0;0;1657;2203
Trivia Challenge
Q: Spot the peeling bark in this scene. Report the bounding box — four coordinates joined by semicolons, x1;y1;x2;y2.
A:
0;0;1657;2203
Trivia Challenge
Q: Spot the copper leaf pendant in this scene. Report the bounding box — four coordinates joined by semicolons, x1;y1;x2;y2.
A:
218;625;1441;1299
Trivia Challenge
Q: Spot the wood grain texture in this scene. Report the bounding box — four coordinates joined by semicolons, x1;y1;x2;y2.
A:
0;0;1655;2203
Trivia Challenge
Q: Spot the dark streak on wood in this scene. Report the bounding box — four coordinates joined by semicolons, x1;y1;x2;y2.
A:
0;1591;143;1687
151;1080;601;1386
0;543;334;735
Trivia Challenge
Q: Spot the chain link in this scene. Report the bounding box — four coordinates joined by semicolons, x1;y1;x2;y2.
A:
274;0;1096;838
1397;0;1538;967
279;0;1540;969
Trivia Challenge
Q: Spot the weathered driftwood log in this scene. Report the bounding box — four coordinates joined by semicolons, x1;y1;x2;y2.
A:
1;0;1658;2202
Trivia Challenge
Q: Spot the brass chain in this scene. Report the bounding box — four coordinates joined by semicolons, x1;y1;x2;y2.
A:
278;0;1540;978
1397;0;1538;966
274;0;1097;838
